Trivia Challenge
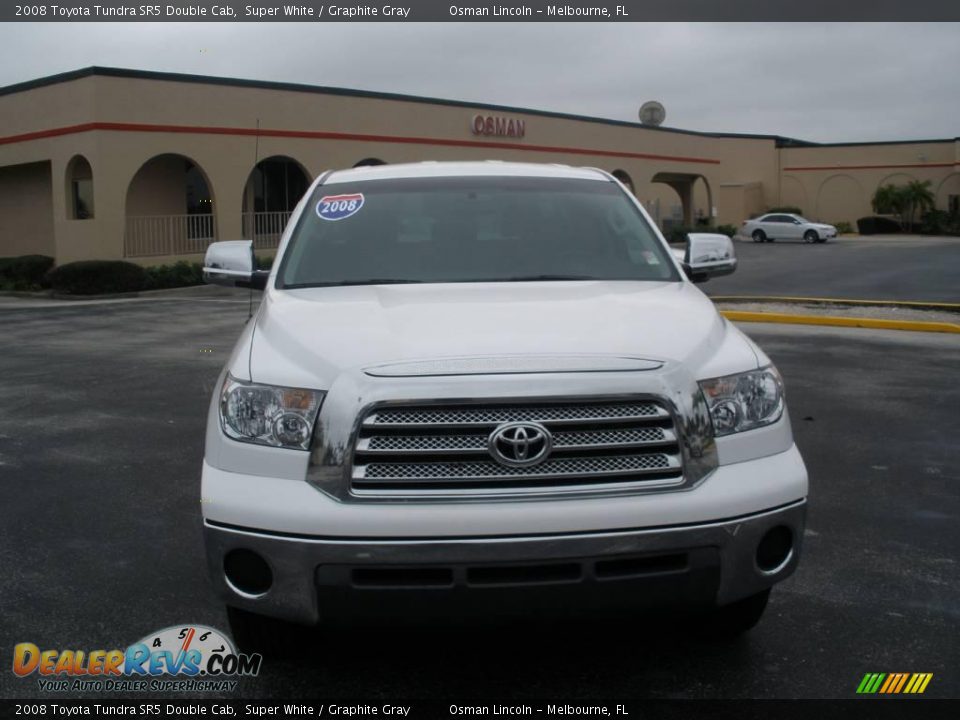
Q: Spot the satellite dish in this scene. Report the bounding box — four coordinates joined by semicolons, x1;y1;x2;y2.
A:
639;101;666;126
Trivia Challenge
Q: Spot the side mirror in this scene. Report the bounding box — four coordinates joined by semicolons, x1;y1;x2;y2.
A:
681;233;737;283
203;240;268;290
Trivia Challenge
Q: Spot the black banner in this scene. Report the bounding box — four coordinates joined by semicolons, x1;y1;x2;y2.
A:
2;0;960;22
1;699;959;719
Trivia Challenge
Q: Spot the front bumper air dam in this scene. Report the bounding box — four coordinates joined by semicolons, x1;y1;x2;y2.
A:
204;501;805;625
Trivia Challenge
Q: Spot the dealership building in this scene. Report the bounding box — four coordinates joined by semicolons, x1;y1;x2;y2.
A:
1;66;958;265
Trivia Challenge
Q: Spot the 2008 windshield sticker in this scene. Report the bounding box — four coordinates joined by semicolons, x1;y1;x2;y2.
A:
317;193;364;221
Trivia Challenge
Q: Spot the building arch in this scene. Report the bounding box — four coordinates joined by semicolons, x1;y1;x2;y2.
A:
815;174;865;224
353;158;387;167
876;172;918;193
611;169;635;195
241;155;310;248
123;153;216;257
779;175;808;215
935;173;960;213
651;172;713;229
65;155;94;220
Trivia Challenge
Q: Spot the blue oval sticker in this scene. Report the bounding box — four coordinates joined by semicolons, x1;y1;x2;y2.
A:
317;193;364;221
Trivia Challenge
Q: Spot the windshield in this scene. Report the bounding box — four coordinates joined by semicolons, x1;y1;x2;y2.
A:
277;176;680;288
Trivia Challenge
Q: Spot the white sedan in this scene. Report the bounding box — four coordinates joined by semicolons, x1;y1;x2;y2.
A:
741;213;837;243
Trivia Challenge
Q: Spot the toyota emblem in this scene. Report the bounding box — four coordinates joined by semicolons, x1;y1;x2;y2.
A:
488;421;553;467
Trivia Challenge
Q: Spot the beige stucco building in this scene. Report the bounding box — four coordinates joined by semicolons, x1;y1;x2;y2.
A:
1;67;958;265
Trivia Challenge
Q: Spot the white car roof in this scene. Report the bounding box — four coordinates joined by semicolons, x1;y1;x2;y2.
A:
323;161;611;185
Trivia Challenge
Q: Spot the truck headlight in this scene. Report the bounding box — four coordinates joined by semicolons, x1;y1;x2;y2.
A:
698;366;784;437
219;375;325;450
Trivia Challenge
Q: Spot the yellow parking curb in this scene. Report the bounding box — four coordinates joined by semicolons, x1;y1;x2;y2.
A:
720;310;960;334
712;295;960;310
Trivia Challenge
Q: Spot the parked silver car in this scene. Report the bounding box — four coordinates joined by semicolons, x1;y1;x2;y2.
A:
741;213;837;243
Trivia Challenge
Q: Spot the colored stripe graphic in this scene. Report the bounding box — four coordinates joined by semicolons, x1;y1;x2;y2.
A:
857;673;933;694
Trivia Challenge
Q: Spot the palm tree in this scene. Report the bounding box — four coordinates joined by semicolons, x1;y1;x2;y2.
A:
900;180;935;231
872;184;905;216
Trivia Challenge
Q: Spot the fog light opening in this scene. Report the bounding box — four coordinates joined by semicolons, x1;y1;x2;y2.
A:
224;549;273;597
756;525;794;575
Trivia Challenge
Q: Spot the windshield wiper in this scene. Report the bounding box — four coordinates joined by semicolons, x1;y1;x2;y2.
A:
283;279;425;288
498;274;601;282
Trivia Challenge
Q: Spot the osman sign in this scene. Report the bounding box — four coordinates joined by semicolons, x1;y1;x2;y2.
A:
471;114;526;138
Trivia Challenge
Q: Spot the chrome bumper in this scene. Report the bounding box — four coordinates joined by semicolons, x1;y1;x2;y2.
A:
204;500;805;625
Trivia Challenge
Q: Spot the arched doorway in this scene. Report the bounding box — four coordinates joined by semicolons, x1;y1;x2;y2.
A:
242;156;310;249
65;155;94;220
354;158;387;167
651;172;713;230
124;154;215;257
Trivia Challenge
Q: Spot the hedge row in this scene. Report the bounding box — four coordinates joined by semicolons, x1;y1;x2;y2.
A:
856;216;904;235
0;255;55;290
41;255;276;295
919;210;960;237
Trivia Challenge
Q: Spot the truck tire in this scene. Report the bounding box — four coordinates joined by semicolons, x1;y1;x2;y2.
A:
226;606;304;658
698;589;770;640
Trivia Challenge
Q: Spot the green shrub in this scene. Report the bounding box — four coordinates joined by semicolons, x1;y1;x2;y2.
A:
0;254;55;290
255;254;275;271
665;226;696;244
856;216;902;235
47;261;148;295
144;261;204;290
834;221;854;234
714;224;737;238
919;210;960;237
766;206;804;215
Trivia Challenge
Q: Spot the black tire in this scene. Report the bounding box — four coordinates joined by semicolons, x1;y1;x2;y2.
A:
698;589;770;640
804;230;819;244
226;606;306;658
751;230;766;243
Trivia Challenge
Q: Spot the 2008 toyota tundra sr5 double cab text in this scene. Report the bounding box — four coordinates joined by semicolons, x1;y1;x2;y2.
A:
201;161;807;650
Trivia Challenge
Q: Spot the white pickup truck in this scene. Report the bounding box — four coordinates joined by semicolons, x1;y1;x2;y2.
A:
202;161;807;651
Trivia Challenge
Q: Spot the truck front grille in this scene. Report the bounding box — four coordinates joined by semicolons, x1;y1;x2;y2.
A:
350;398;684;496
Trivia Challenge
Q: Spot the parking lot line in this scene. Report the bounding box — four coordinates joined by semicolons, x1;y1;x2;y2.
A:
721;310;960;334
712;295;960;310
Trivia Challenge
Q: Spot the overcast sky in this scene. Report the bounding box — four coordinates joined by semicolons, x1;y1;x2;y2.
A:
2;22;958;143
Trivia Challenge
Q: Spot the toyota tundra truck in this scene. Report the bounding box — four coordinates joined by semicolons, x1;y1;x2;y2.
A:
201;161;807;649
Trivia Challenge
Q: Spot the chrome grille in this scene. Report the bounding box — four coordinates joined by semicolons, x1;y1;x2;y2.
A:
368;402;664;427
351;398;684;496
362;454;675;480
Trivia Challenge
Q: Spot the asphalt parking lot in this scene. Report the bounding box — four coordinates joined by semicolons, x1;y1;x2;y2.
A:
705;235;960;303
1;294;958;700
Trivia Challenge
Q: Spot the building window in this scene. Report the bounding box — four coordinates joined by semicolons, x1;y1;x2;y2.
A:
67;155;94;219
72;178;93;219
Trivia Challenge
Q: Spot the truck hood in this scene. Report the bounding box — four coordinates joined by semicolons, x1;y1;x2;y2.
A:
245;281;758;388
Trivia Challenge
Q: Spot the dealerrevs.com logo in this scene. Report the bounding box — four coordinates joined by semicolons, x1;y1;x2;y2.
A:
12;625;261;693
